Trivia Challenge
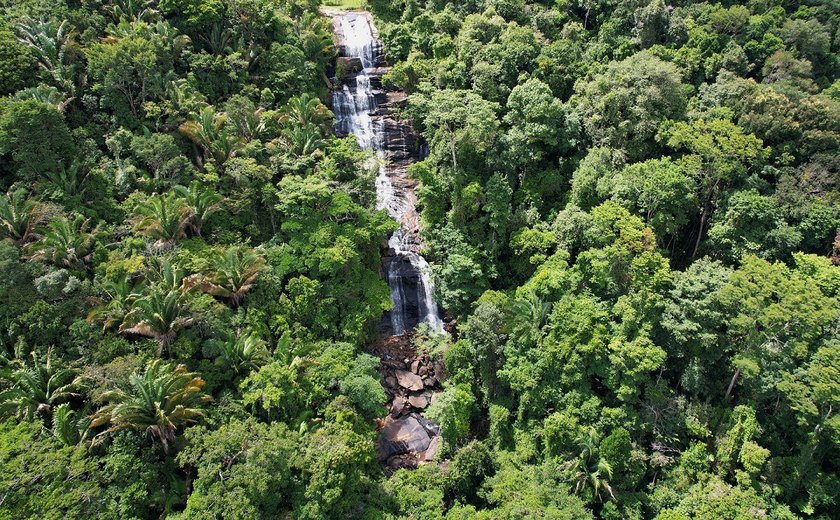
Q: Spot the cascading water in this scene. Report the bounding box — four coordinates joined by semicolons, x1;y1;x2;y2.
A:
332;12;442;336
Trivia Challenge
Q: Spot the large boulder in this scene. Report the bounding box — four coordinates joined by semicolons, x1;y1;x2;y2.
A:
377;414;434;459
395;369;424;391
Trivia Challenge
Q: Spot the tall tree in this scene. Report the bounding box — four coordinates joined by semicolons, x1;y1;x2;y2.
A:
666;119;769;257
575;51;687;161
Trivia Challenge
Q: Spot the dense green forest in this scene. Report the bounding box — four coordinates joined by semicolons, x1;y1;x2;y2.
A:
0;0;838;518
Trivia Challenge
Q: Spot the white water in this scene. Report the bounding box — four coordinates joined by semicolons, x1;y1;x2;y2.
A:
332;13;443;335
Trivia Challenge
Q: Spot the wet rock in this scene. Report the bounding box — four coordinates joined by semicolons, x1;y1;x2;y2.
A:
336;56;362;75
395;369;424;391
382;359;405;371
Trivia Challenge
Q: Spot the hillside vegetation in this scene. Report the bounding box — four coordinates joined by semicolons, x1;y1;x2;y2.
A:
0;0;838;519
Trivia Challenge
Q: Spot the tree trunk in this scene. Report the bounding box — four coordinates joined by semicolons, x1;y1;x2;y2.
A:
692;200;710;258
725;367;740;398
449;135;457;175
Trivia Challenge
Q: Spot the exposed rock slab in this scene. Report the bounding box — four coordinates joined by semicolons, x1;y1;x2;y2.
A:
395;369;424;391
377;413;434;460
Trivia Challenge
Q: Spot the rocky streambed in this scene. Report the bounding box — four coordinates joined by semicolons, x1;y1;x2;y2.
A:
371;335;445;471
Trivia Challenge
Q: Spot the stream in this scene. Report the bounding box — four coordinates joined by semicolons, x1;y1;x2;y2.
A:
329;11;445;470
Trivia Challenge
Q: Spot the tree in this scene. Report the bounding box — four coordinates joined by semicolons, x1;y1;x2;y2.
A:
27;215;99;269
0;190;39;244
0;24;34;95
501;77;573;174
86;34;170;120
718;255;837;404
666;118;769;257
195;245;267;307
176;419;298;517
0;98;75;181
133;192;191;249
575;51;687;160
425;383;475;448
173;181;223;237
158;0;224;35
409;89;499;179
0;348;81;421
91;359;210;452
119;285;194;357
707;190;801;262
609;157;697;245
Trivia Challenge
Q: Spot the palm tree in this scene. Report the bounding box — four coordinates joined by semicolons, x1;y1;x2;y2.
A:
296;14;335;86
211;331;268;378
41;159;89;199
0;190;40;244
179;106;243;166
87;273;141;332
566;428;615;503
90;359;210;453
104;0;160;24
280;123;326;157
51;402;89;446
119;286;194;357
173;181;223;237
195;246;267;308
511;291;553;347
145;257;189;292
0;348;81;421
278;93;333;131
15;17;81;109
133;192;191;250
27;215;99;269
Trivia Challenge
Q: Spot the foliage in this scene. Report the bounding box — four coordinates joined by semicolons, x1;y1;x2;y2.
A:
90;359;211;451
0;0;837;518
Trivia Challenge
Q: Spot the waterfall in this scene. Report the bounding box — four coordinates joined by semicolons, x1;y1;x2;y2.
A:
331;13;443;336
